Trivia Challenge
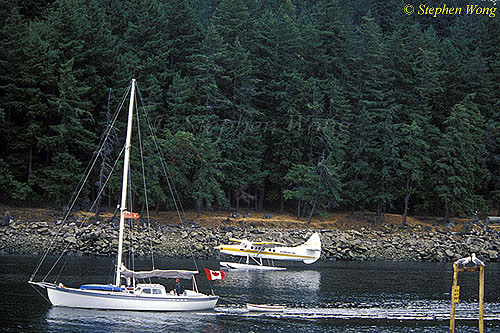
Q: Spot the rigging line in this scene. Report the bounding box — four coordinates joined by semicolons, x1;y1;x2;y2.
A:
135;95;156;270
127;153;136;274
135;93;182;219
29;283;51;305
135;85;204;276
135;86;181;206
135;86;185;224
43;145;126;282
48;145;125;281
135;88;205;280
30;85;131;281
64;85;130;216
54;251;71;283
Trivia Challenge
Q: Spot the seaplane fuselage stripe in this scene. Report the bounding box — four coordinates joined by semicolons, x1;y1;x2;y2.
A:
218;247;315;260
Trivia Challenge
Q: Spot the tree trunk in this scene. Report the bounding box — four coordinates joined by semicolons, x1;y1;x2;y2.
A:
235;189;240;213
402;192;410;225
297;200;301;219
307;191;319;225
195;201;201;218
255;189;258;210
279;186;284;212
402;176;412;225
107;188;112;210
444;204;450;224
376;202;382;223
95;89;113;219
28;145;32;179
110;205;120;227
94;155;105;219
258;187;264;211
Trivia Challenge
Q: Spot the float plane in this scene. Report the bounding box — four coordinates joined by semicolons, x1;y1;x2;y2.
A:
214;233;321;271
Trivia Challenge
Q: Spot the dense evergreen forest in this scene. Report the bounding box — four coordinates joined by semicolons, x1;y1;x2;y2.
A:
0;0;499;222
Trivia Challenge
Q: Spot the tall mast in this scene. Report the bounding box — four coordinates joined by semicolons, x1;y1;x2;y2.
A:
115;78;136;286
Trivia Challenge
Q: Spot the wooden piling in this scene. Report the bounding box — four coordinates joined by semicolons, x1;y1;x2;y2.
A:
449;260;485;333
449;263;458;333
479;265;484;333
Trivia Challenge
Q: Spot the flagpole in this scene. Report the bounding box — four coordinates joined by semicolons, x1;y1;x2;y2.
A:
208;280;215;296
203;267;217;295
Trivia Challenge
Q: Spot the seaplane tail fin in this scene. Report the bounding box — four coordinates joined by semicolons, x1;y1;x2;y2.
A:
302;232;321;264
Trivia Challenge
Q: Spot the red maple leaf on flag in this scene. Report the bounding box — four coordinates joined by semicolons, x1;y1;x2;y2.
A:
204;268;226;281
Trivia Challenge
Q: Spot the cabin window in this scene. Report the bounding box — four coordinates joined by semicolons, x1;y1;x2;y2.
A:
143;288;152;294
153;289;162;295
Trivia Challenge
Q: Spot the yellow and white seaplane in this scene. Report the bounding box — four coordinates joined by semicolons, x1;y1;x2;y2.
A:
214;233;321;271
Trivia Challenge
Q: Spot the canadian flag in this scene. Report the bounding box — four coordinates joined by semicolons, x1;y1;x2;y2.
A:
204;268;226;281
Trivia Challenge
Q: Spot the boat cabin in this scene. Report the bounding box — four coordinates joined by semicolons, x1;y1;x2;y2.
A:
135;284;167;296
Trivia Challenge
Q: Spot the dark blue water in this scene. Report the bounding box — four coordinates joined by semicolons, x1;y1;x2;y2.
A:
2;256;500;332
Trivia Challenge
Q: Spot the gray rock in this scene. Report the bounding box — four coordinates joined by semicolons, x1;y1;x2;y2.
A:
487;250;498;260
445;249;455;258
65;236;77;244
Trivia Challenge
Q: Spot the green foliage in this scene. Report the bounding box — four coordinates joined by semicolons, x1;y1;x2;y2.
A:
192;131;227;215
431;95;488;220
0;0;498;221
0;158;31;201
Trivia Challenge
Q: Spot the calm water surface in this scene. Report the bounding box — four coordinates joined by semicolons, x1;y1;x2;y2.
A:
2;256;500;332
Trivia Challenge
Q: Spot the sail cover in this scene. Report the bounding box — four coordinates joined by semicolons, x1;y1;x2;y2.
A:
120;265;198;279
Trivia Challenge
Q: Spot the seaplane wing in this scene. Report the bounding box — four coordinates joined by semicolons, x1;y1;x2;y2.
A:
251;241;285;247
228;239;283;247
215;232;321;265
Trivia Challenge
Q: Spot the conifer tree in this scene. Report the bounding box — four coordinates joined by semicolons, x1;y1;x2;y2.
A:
483;17;500;215
192;131;226;217
252;0;304;209
164;0;204;78
33;59;96;203
431;95;488;221
389;21;442;223
345;14;400;218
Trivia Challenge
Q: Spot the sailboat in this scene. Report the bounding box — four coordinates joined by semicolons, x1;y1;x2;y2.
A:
29;79;218;311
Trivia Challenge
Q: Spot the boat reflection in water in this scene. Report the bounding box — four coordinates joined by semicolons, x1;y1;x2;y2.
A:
223;269;321;291
45;306;218;332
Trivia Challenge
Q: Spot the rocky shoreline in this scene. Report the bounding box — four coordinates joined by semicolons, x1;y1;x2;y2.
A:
1;212;499;263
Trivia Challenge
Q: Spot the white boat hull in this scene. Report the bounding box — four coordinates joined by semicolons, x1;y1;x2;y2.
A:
220;262;286;271
42;283;218;311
